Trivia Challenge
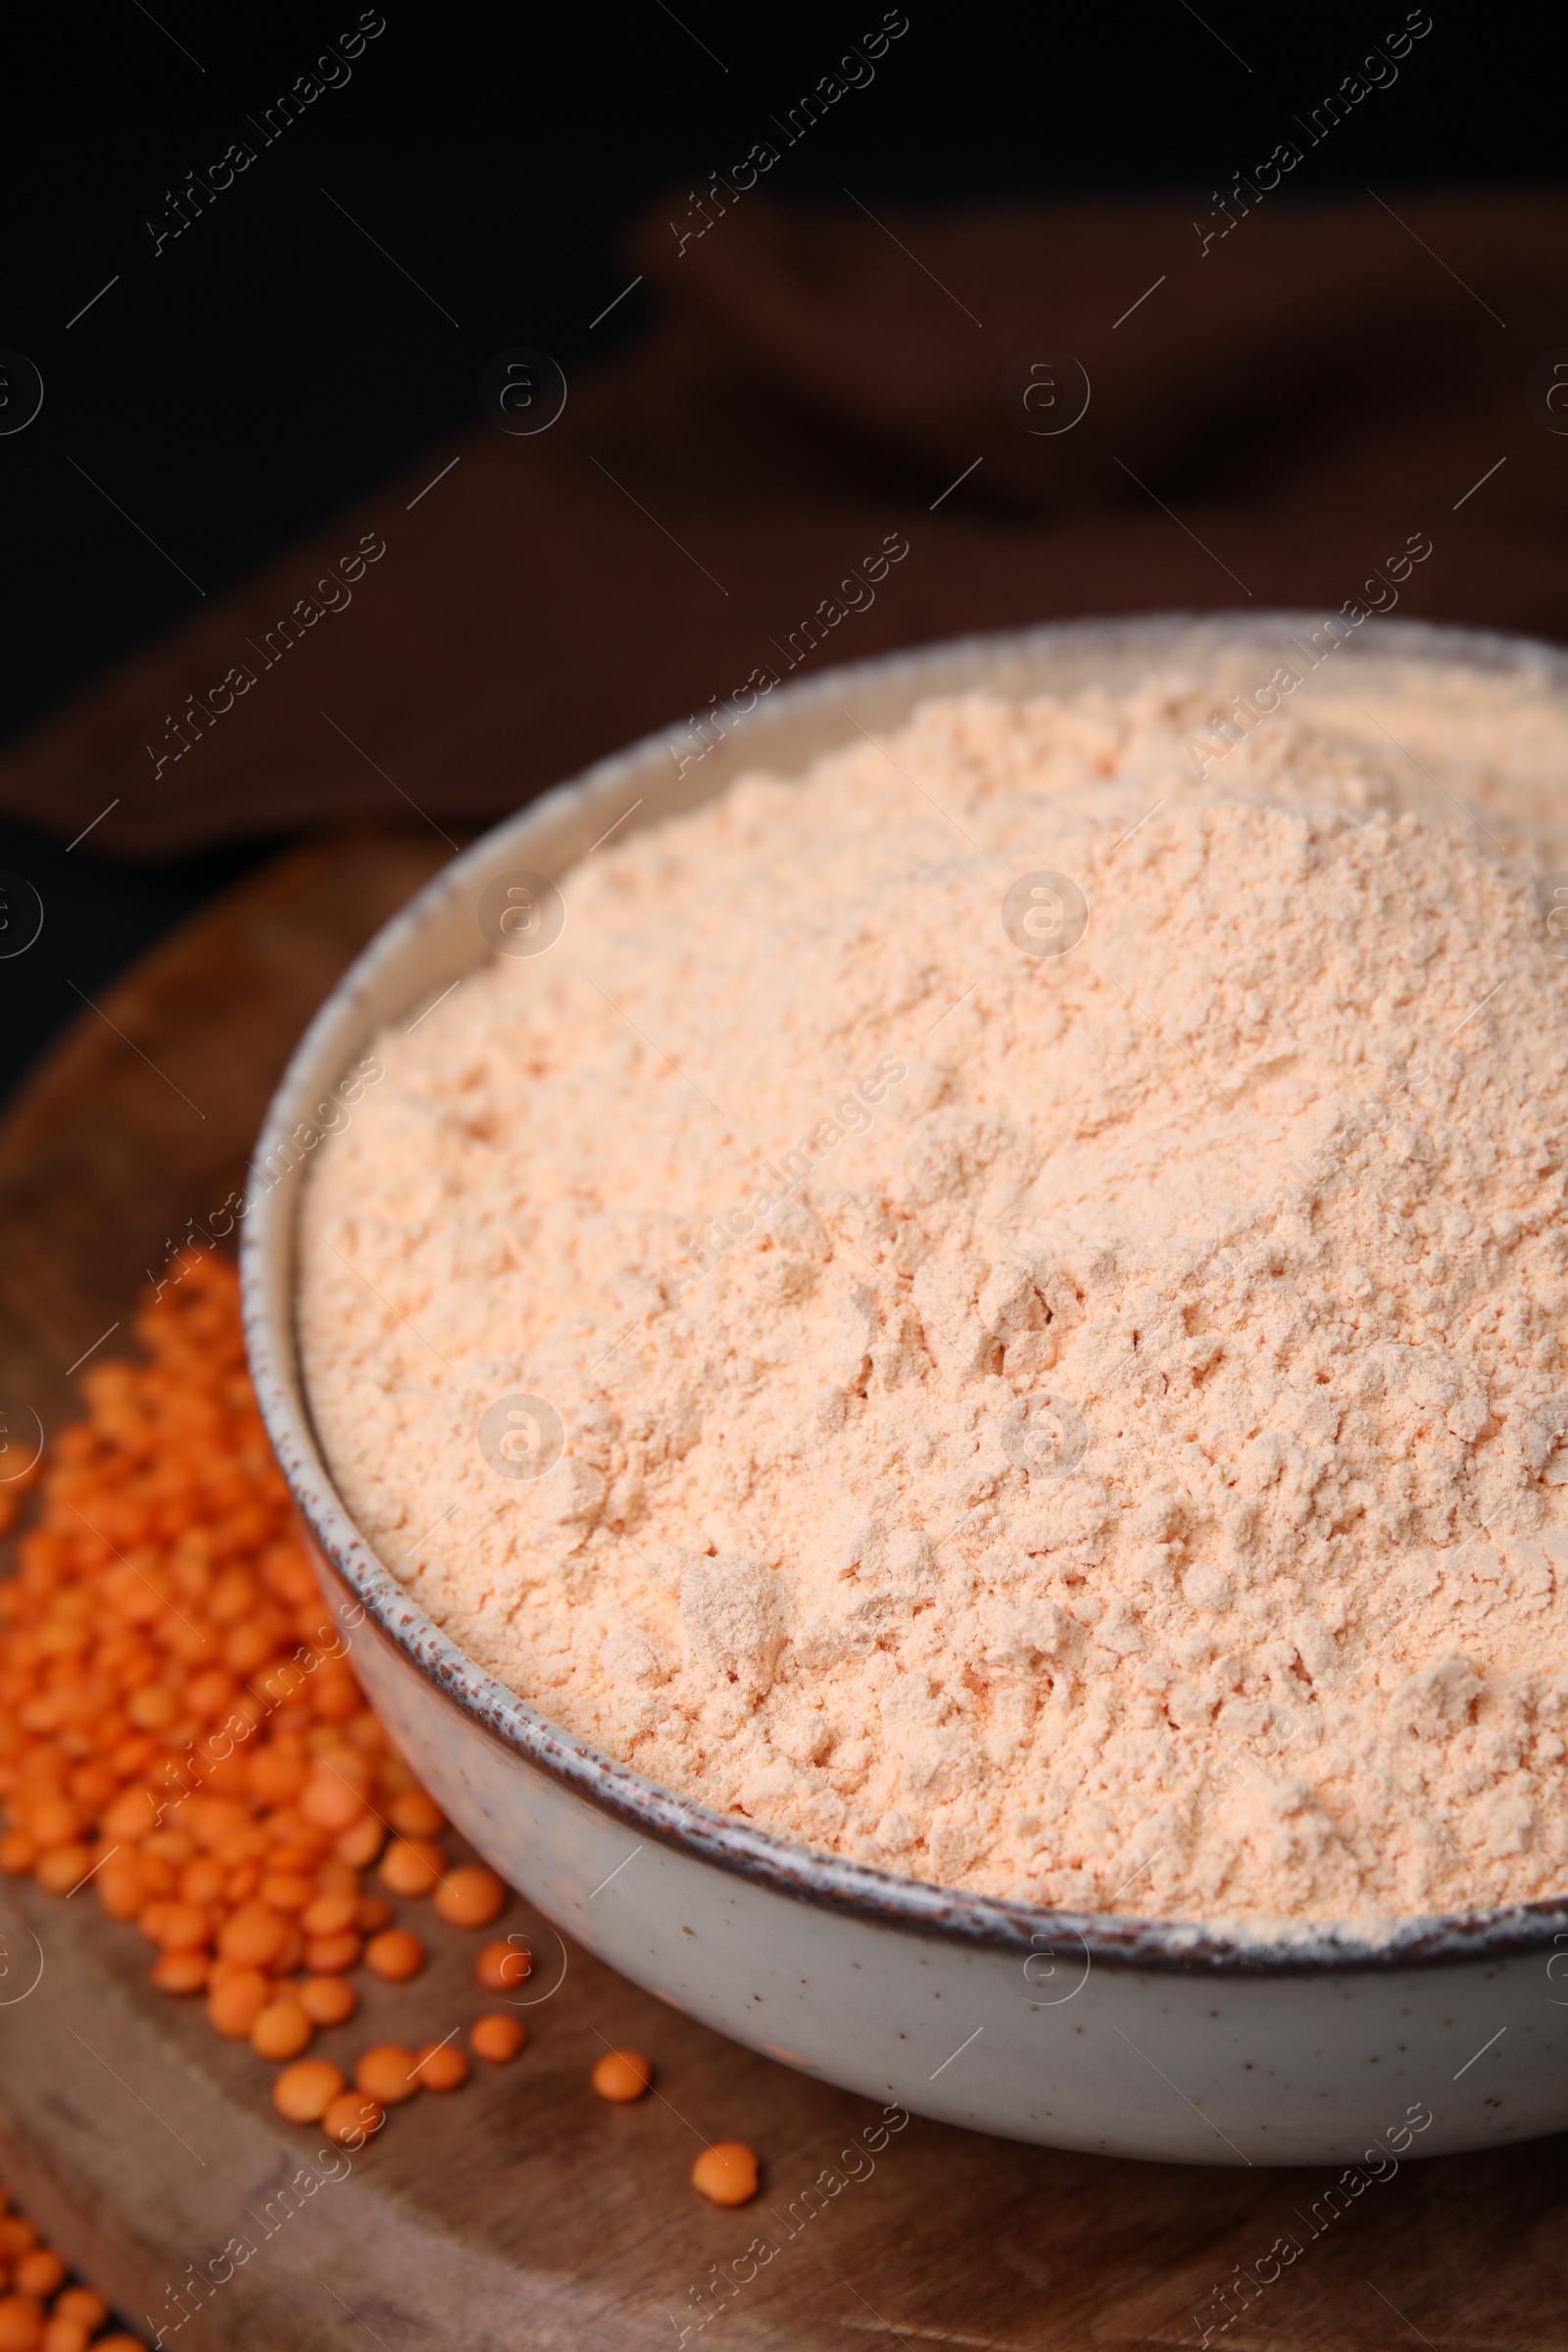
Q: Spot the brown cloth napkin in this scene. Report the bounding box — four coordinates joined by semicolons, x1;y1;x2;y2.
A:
7;188;1565;858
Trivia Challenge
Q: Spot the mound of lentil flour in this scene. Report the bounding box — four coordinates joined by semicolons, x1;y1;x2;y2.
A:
298;672;1568;1926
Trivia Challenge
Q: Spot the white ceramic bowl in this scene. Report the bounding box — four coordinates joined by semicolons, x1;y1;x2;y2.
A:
242;612;1568;2167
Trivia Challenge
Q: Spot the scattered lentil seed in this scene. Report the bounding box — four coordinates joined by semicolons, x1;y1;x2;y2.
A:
433;1865;506;1929
272;2059;345;2124
207;1971;271;2037
297;1975;359;2027
691;2143;760;2207
591;2049;652;2103
50;2293;107;2334
474;1938;532;1991
251;1999;314;2061
470;2014;525;2064
322;2090;383;2148
15;2254;65;2301
0;2297;44;2351
412;2038;469;2091
364;1928;424;1983
387;1788;445;1838
148;1950;210;1994
354;2044;421;2106
378;1838;444;1897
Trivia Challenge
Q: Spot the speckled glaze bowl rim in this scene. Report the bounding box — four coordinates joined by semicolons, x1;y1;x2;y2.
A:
242;608;1568;1981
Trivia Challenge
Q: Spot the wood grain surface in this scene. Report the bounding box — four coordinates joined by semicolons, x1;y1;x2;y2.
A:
1;830;1566;2352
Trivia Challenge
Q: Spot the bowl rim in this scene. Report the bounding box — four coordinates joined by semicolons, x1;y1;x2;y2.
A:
241;607;1568;1982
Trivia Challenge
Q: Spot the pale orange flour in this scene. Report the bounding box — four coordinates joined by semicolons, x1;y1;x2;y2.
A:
298;673;1568;1925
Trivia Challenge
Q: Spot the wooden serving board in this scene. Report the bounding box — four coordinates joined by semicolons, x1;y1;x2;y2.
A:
2;830;1566;2352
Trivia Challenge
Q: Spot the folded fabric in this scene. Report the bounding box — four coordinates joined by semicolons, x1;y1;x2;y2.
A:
5;187;1562;857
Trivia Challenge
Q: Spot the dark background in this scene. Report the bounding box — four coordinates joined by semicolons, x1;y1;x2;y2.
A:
1;0;1560;1104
